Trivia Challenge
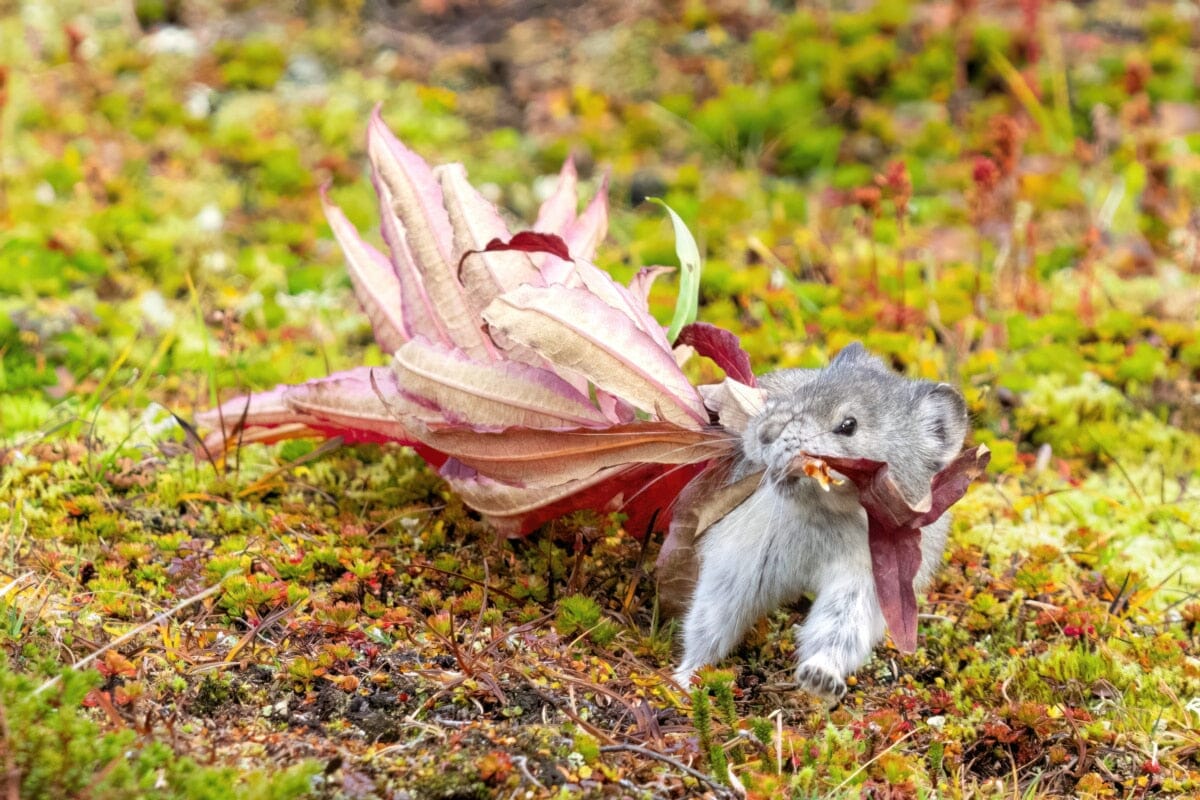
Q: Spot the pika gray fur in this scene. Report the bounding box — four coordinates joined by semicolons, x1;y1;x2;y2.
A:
674;342;968;703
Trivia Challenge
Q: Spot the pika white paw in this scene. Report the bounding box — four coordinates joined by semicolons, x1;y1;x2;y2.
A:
673;667;695;688
795;659;847;705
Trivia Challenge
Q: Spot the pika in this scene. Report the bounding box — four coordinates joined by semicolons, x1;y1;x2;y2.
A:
674;343;968;702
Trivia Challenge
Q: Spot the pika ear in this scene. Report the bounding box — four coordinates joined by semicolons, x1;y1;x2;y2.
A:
831;342;888;372
831;342;867;365
913;382;969;464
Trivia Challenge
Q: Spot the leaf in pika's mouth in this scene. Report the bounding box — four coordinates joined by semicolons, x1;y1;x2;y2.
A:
795;446;991;653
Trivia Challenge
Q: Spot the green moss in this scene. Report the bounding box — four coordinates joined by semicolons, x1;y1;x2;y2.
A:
0;663;317;799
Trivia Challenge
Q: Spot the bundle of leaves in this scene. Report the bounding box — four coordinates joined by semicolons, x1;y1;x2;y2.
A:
197;107;748;539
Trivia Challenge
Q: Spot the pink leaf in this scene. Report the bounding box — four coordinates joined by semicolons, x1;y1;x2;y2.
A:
320;187;408;353
369;108;497;360
627;266;674;308
538;254;585;287
368;106;455;273
562;171;610;261
450;463;643;537
533;158;579;235
195;368;419;453
676;322;756;386
483;284;710;428
415;421;733;486
275;367;419;444
697;378;764;432
435;163;541;312
573;259;672;344
389;336;611;430
451;460;705;539
370;171;450;345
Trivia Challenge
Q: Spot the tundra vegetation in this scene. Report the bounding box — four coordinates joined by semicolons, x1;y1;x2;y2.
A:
1;0;1199;797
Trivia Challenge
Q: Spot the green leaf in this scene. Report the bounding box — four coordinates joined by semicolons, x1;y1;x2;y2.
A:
649;198;702;342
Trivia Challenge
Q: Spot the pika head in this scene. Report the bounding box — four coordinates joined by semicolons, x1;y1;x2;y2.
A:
742;343;968;503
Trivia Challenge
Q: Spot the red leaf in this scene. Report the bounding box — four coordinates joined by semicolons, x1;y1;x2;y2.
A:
489;461;705;539
621;461;707;539
917;447;992;528
868;523;923;652
459;231;573;270
675;322;756;386
815;446;990;652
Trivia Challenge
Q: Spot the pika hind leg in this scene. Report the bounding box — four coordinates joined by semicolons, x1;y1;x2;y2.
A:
673;517;785;685
794;573;885;704
673;558;768;686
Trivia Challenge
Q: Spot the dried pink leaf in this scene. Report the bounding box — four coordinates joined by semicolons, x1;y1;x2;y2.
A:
483;284;709;428
533;157;579;235
572;259;672;344
627;266;674;308
368;108;496;360
562;172;610;261
321;187;408;353
390;336;611;430
415;421;734;486
697;378;765;433
371;171;449;345
197;368;418;453
454;460;706;539
435;163;541;309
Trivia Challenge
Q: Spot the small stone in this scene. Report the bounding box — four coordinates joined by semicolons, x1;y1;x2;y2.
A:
184;84;213;120
141;26;199;58
34;181;56;205
285;54;326;86
194;203;224;233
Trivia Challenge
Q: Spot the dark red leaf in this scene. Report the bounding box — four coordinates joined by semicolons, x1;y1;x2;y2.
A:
917;446;992;528
867;523;923;652
815;446;990;653
620;461;708;540
491;461;705;539
459;231;574;271
676;322;756;386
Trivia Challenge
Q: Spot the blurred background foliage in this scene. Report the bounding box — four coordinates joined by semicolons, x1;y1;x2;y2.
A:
1;0;1199;797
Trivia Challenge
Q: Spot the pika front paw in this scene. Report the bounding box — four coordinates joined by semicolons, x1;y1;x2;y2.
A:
795;660;847;705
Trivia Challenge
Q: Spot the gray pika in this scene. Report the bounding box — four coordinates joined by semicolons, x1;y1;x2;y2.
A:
674;342;968;702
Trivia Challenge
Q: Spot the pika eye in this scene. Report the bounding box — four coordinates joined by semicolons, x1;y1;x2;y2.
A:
835;417;857;436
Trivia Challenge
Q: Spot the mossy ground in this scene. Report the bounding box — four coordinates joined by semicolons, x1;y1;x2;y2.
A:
2;0;1199;797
